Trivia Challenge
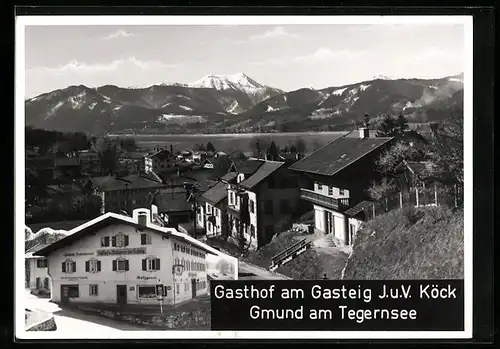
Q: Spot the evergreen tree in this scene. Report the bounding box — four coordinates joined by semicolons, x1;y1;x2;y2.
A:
395;113;409;135
376;114;397;137
268;141;279;160
206;141;216;152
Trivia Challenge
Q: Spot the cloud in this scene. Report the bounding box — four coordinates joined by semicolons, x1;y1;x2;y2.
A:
103;29;139;40
249;26;300;41
28;57;178;75
251;47;365;66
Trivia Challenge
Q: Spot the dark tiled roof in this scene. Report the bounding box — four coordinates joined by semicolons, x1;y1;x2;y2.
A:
148;150;172;160
45;184;83;194
221;172;237;182
201;182;228;205
153;190;191;213
289;136;393;176
121;152;147;160
231;159;264;175
344;200;376;217
90;175;163;191
240;161;285;189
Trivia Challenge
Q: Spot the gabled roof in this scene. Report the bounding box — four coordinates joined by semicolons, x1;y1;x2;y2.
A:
201;182;228;205
289;135;393;177
220;172;238;182
90;175;163;191
148;150;172;161
344;200;376;217
230;159;264;175
34;211;224;257
239;161;285;189
153;190;192;213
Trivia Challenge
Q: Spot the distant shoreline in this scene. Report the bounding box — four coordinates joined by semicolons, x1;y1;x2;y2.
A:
107;131;349;138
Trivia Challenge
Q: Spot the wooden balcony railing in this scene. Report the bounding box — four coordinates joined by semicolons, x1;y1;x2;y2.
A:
300;188;350;211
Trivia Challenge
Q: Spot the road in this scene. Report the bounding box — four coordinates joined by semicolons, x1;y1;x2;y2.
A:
238;260;292;280
24;290;149;333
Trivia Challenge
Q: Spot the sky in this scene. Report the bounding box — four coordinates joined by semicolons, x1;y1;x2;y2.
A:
24;24;465;98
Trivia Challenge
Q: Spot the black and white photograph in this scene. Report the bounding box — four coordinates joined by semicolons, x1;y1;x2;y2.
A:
15;14;473;339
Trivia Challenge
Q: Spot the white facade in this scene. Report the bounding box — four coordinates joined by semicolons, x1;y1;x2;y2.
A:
205;203;223;237
26;257;50;291
43;209;209;305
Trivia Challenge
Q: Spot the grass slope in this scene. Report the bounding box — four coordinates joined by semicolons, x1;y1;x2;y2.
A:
343;206;464;280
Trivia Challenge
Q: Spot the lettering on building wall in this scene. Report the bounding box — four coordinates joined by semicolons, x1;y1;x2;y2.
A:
97;247;147;256
188;272;197;278
60;276;89;280
63;252;95;257
137;276;157;280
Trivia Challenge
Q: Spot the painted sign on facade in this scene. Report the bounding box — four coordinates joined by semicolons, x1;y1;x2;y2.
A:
60;276;89;280
96;247;147;256
63;252;94;257
137;276;157;280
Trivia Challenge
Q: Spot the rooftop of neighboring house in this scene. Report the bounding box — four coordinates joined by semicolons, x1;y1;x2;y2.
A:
396;160;432;177
239;160;286;190
54;156;80;167
25;243;51;259
147;149;173;161
289;129;393;177
89;174;163;192
230;158;265;175
201;181;228;206
220;172;238;183
152;189;192;213
34;209;223;257
121;151;148;160
45;183;84;195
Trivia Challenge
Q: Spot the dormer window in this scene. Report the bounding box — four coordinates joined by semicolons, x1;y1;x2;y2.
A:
112;233;129;247
138;213;147;226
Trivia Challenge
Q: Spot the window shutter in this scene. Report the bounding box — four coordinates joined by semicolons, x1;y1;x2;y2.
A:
125;260;129;271
85;261;90;272
62;262;66;273
112;260;117;271
97;260;101;272
142;259;147;271
156;258;160;270
124;235;129;246
111;236;117;247
141;234;146;245
72;262;77;272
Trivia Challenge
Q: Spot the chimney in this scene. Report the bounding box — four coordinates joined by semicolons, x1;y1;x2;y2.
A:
359;127;370;139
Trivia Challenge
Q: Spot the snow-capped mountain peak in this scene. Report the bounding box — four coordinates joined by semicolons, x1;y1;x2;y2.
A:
188;73;266;92
226;72;263;89
372;74;395;80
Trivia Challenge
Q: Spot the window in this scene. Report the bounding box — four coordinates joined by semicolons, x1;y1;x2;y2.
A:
264;200;273;214
112;234;129;247
89;284;98;296
138;285;156;299
250;225;255;237
142;257;160;271
229;192;234;205
176;284;180;294
280;200;290;214
36;277;41;289
43;278;49;289
85;259;101;273
101;236;110;247
141;234;152;245
175;257;179;265
249;200;255;214
37;259;48;268
207;205;212;214
316;182;322;190
328;186;334;196
112;258;129;272
62;259;76;273
67;285;79;298
339;189;345;196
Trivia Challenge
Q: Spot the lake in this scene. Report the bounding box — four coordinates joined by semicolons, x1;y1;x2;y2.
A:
108;132;348;153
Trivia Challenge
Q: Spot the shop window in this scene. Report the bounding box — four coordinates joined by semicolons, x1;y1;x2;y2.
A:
138;285;156;299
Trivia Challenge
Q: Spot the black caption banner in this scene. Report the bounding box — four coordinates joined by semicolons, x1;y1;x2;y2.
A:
210;280;464;331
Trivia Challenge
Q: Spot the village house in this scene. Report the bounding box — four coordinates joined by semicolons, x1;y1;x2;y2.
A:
151;188;194;228
289;127;394;246
121;151;148;173
25;244;51;293
78;150;101;175
224;159;304;250
34;207;216;305
196;177;233;238
86;174;165;214
144;149;175;174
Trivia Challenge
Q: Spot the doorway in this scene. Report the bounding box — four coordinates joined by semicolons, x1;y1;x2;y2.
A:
61;285;70;304
191;279;197;299
116;285;127;305
325;211;335;235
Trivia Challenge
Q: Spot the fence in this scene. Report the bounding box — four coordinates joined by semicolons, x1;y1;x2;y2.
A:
365;184;463;221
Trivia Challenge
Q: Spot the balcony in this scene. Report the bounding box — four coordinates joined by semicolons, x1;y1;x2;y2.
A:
227;205;240;218
300;188;350;211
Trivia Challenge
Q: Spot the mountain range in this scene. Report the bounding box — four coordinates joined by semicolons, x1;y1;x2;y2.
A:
25;72;464;135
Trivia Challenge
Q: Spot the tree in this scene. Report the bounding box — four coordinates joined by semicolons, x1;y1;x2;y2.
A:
366;178;398;211
294;138;307;155
395;113;409;135
206;141;216;152
194;143;206;151
268;141;279;160
376;114;397;137
93;137;123;175
363;113;371;128
376;141;426;175
119;138;138;152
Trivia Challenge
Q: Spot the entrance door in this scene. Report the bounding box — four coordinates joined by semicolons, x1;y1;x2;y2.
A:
61;285;70;304
325;212;335;235
191;279;197;299
116;285;127;305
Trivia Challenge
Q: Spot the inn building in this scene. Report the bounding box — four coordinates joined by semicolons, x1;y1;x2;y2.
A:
35;207;221;305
